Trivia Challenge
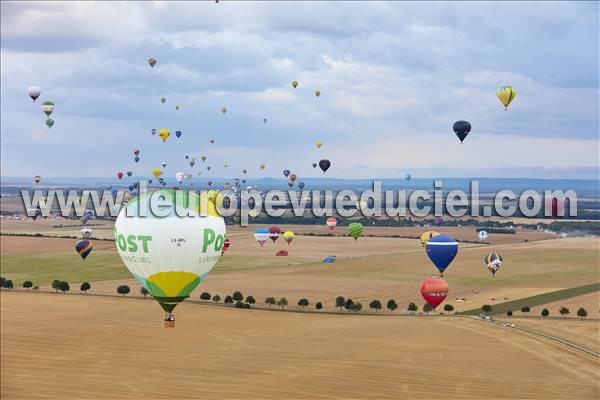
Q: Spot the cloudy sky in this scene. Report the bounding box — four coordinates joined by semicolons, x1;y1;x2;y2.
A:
1;1;598;179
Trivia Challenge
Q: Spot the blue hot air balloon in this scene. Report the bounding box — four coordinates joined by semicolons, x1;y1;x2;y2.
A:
425;235;458;276
151;128;156;136
111;188;118;197
283;169;290;178
128;184;134;191
175;130;182;138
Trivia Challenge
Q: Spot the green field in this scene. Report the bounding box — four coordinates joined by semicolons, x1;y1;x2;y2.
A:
460;283;600;315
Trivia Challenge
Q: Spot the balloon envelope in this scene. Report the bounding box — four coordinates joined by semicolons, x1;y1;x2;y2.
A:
319;159;331;173
426;235;458;275
75;240;93;260
27;86;41;101
484;253;503;275
497;86;516;110
348;222;363;241
420;277;448;309
453;121;471;143
326;217;337;230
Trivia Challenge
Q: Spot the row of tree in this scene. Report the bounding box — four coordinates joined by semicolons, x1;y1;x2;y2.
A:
0;278;591;320
506;305;588;319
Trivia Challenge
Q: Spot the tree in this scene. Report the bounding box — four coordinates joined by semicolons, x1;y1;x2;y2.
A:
117;285;130;296
52;279;61;293
423;303;433;315
200;292;211;301
407;302;418;314
369;300;382;312
541;308;549;317
387;299;398;313
80;282;91;294
521;305;530;314
315;302;323;310
232;291;244;302
265;297;276;308
212;294;221;303
559;307;570;318
224;295;233;304
277;297;288;310
344;298;354;311
354;302;363;312
577;307;587;320
335;296;345;312
23;281;33;290
482;304;493;315
4;280;14;290
58;281;70;293
297;298;309;309
32;286;39;291
443;304;454;313
506;310;513;316
0;277;5;287
235;301;245;309
140;287;149;297
246;296;256;305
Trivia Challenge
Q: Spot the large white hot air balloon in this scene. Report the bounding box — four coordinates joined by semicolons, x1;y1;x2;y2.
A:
114;190;226;326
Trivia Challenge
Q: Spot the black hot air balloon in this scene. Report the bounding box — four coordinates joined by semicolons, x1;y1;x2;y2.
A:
453;121;471;144
319;159;331;174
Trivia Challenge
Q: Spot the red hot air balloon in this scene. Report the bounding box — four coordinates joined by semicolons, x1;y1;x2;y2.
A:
268;226;281;243
326;217;337;231
117;172;124;180
221;238;231;255
420;277;448;309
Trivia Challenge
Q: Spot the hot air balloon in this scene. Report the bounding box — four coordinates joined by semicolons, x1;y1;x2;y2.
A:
27;86;41;102
263;118;267;124
81;227;93;239
453;121;471;144
222;238;231;255
405;173;412;181
159;128;170;142
312;163;317;168
133;149;140;156
484;253;503;276
134;156;140;163
45;118;54;129
289;174;297;182
326;217;337;230
42;101;55;116
161;97;167;104
151;128;157;136
223;162;228;168
497;86;516;110
420;231;440;247
115;190;225;326
268;226;281;243
282;230;294;245
282;170;290;178
127;171;133;177
201;155;207;162
315;141;322;149
348;222;363;241
319;159;331;174
175;172;185;184
117;172;124;180
242;169;247;174
420;277;448;309
175;105;181;110
426;235;458;276
209;140;215;144
220;107;227;114
207;166;211;171
34;175;41;184
291;80;299;88
175;130;182;138
254;227;269;247
75;240;93;261
189;159;196;168
298;182;305;189
161;162;167;168
148;57;157;68
478;230;488;242
207;180;213;187
259;164;266;170
152;168;163;179
315;90;320;97
248;209;259;218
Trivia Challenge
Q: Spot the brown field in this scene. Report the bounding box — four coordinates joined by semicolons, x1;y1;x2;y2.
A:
1;292;599;400
0;235;114;256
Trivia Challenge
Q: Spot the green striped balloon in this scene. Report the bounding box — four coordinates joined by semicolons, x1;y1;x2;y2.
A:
348;222;364;241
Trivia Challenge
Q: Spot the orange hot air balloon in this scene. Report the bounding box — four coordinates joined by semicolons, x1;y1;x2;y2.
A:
420;277;448;309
